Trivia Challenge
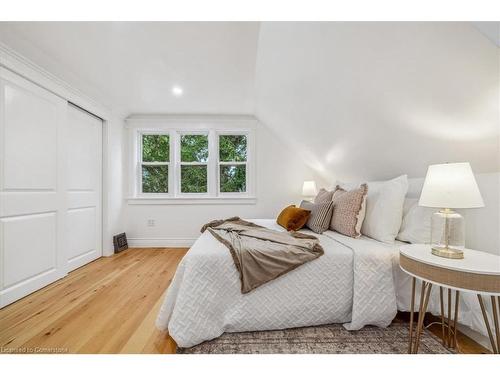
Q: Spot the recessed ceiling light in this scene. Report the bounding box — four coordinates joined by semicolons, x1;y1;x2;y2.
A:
172;85;184;97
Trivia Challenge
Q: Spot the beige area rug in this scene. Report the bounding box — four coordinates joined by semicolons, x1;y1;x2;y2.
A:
177;322;454;354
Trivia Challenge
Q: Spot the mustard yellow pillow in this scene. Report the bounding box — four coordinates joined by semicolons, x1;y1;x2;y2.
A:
277;205;311;231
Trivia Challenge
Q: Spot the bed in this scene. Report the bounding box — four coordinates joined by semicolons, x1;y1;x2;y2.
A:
156;219;489;348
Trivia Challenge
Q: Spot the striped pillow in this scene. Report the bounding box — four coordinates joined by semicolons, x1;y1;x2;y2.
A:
314;188;334;204
300;200;334;234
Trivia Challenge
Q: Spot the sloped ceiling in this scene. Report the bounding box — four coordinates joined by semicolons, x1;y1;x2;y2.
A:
255;22;500;182
0;22;259;117
0;22;498;183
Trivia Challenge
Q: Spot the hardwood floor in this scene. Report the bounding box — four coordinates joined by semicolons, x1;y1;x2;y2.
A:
423;314;491;354
0;248;186;354
0;248;488;354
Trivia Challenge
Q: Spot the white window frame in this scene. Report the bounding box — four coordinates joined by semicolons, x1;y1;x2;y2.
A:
177;130;210;197
126;115;257;205
137;130;172;197
217;130;250;197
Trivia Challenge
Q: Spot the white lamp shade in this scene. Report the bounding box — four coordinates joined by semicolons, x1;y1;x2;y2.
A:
419;162;484;209
302;181;317;197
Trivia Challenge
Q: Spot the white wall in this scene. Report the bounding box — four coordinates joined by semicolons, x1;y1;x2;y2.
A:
125;120;324;246
102;115;126;255
255;22;500;182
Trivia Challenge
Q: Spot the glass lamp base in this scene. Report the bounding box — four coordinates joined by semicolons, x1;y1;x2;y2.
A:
431;246;464;259
430;209;465;259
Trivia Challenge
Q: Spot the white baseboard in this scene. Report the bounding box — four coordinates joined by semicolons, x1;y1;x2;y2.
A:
128;237;197;248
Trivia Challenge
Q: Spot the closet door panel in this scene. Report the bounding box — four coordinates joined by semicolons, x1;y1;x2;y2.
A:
65;108;100;190
67;207;96;263
65;105;102;272
2;213;57;288
0;68;67;308
3;72;59;190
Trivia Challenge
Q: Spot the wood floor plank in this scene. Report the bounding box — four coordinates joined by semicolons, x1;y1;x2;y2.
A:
21;252;164;351
78;252;178;353
1;248;487;354
0;251;152;349
0;250;147;326
119;292;168;353
0;248;186;354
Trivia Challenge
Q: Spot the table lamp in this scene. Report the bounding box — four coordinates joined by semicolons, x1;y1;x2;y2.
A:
302;181;317;202
418;162;484;259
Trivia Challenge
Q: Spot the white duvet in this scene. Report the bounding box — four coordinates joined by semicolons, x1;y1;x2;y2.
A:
156;219;491;348
156;219;398;348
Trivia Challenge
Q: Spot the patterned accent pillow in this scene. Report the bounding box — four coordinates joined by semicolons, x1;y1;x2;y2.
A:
314;188;334;204
300;200;334;234
330;184;368;238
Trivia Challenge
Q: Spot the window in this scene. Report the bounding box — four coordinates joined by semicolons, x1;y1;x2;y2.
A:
129;116;255;203
180;134;208;194
218;134;247;193
140;133;170;194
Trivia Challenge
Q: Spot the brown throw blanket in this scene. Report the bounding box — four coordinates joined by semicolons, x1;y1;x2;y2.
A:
201;217;324;294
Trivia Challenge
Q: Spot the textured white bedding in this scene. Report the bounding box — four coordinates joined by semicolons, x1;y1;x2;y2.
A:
156;219;397;347
326;229;491;338
156;219;489;348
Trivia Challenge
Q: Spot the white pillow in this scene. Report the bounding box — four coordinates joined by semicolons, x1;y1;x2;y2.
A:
339;175;408;244
396;198;434;244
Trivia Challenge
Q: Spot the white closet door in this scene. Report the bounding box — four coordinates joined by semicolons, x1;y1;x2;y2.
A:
0;68;67;307
0;69;103;307
65;105;102;272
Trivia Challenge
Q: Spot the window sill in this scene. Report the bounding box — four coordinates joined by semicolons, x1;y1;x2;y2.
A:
126;196;257;205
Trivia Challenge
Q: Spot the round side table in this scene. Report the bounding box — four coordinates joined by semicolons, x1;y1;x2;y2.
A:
399;244;500;354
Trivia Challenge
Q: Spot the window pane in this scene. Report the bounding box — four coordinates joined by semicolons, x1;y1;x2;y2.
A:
220;165;246;193
142;134;169;162
181;134;208;162
181;165;207;193
142;165;168;193
219;135;247;162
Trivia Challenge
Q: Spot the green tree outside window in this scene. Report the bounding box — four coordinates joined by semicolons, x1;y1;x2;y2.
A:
180;134;208;193
141;134;169;193
219;135;247;193
142;134;169;162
